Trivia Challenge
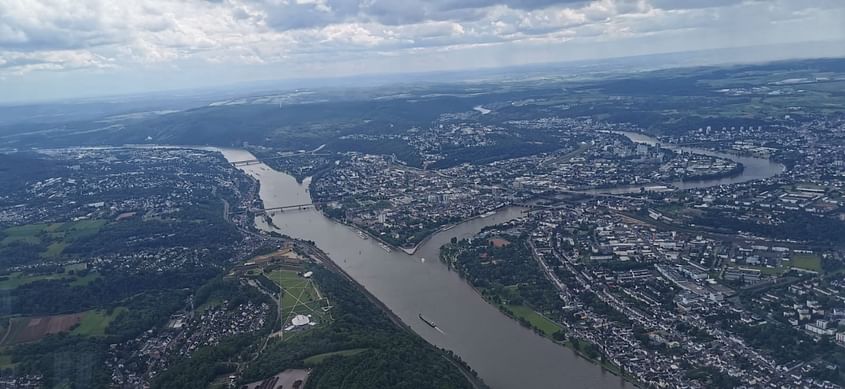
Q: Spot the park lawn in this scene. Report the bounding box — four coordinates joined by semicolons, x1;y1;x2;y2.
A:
303;348;369;366
503;304;562;337
269;269;329;325
790;254;823;272
71;307;127;336
270;270;320;306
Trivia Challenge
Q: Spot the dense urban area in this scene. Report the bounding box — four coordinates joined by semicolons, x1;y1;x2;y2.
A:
0;58;844;388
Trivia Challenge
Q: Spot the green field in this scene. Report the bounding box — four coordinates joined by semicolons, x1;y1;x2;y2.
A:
267;269;328;326
43;242;67;257
0;272;66;289
69;271;100;286
0;223;44;245
71;307;127;336
503;304;563;337
0;353;15;369
789;254;823;272
303;348;368;365
0;219;106;258
0;265;99;289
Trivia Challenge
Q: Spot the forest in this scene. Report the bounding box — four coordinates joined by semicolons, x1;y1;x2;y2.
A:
0;153;67;200
8;290;189;388
691;209;845;246
242;266;474;389
5;268;213;315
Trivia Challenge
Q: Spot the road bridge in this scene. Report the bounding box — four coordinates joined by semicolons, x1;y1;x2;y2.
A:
256;203;318;214
230;152;334;167
231;203;320;215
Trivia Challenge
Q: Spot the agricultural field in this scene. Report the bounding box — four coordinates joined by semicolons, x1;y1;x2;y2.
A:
0;264;99;290
70;308;127;336
1;313;84;346
0;307;125;346
0;219;106;259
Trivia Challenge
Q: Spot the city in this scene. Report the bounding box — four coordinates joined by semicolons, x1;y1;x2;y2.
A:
1;1;844;388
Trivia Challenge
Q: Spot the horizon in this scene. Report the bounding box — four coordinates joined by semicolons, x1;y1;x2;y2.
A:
2;0;844;103
3;42;845;106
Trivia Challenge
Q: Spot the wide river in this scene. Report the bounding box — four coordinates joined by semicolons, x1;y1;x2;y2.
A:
219;148;629;389
218;134;783;389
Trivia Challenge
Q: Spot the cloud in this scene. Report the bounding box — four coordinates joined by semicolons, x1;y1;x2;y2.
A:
0;49;113;74
647;0;743;11
0;0;843;96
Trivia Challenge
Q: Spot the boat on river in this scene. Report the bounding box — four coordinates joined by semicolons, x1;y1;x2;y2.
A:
419;313;437;328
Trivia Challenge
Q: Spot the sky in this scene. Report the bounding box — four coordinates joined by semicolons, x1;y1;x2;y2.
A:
1;0;844;102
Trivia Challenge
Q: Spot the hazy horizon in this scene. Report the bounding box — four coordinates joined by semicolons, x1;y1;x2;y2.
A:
3;41;845;106
2;0;844;103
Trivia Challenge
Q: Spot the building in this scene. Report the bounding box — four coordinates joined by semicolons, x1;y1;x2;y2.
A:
805;320;835;336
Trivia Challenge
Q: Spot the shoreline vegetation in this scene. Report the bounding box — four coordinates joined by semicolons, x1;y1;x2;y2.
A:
242;147;766;388
439;241;638;387
314;204;515;256
677;162;745;182
237;161;486;388
243;156;630;386
301;242;489;389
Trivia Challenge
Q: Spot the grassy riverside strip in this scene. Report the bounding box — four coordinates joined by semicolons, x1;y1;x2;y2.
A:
440;235;638;386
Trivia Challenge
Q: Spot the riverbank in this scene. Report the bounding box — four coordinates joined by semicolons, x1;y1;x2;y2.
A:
400;205;514;255
440;247;637;387
319;204;516;256
221;147;634;389
297;241;489;389
610;130;784;190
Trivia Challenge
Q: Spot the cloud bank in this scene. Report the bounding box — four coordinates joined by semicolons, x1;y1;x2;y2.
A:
0;0;843;100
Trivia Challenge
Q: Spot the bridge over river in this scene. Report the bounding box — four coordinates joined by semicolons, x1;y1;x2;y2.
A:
233;203;319;214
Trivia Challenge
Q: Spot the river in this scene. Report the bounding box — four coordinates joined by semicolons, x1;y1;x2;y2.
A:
218;148;629;389
595;131;785;193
